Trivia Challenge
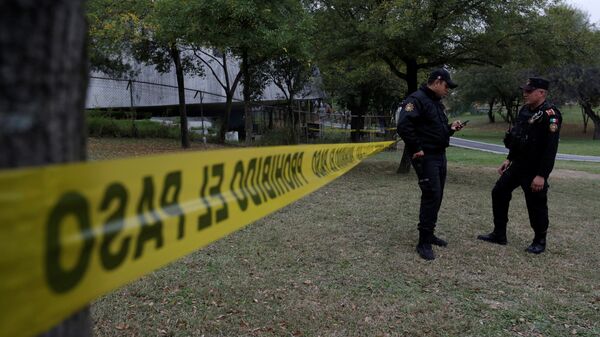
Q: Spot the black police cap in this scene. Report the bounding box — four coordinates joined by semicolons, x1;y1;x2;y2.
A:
520;77;549;91
428;68;458;88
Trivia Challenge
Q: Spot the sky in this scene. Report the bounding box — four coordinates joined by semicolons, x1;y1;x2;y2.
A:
565;0;600;25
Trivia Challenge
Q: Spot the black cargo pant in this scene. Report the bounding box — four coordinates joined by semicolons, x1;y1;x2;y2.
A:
412;152;447;233
491;163;549;238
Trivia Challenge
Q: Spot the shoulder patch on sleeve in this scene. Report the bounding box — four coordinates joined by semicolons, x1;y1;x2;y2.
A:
405;103;415;112
545;108;555;116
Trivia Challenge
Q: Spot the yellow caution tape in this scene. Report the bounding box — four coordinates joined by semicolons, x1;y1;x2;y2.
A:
0;141;393;337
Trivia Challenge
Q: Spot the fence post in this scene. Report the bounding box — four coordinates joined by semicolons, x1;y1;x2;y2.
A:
199;91;206;144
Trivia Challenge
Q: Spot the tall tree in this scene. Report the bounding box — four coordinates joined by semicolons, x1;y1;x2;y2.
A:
267;8;315;144
1;0;91;336
454;64;527;124
456;4;600;132
88;0;204;148
313;1;405;142
313;0;552;171
552;65;600;139
184;0;305;143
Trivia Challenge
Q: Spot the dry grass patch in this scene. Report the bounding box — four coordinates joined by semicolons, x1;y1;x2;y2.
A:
87;137;225;160
91;145;599;337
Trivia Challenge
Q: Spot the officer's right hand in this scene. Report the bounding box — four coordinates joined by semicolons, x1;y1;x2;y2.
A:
498;160;511;175
412;150;425;159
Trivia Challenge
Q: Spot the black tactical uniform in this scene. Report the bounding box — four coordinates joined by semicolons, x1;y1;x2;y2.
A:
479;78;561;254
397;71;457;260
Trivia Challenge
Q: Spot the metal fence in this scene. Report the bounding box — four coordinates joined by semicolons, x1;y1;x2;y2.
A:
86;76;397;143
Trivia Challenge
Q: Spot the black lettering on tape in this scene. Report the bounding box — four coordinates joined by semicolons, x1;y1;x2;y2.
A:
211;164;228;223
134;176;164;259
255;157;268;202
274;155;287;194
198;164;229;227
198;166;212;230
311;150;321;177
284;154;295;189
99;183;130;271
290;153;300;188
45;192;94;293
245;159;262;206
297;152;308;184
231;161;249;211
262;156;277;199
161;171;185;240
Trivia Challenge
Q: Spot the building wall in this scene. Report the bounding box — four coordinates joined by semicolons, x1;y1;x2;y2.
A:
85;53;319;109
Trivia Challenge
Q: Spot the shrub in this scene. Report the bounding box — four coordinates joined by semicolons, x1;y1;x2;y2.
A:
87;116;198;140
255;127;296;146
86;109;152;120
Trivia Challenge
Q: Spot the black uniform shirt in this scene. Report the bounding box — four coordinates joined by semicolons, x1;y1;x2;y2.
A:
397;85;454;155
507;101;562;179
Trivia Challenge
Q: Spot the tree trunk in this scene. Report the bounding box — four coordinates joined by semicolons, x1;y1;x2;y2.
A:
349;88;370;143
242;50;253;145
170;45;190;148
581;103;600;140
0;0;92;336
220;94;233;143
287;103;295;144
397;59;419;174
487;97;496;123
579;101;589;133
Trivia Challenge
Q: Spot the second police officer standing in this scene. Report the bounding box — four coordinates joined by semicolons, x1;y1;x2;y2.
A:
397;68;465;261
478;77;562;254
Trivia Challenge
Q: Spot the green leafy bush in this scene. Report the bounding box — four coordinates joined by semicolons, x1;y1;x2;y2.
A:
86;109;153;120
87;116;199;140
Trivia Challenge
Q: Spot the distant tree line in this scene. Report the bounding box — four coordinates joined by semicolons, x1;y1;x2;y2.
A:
88;0;600;160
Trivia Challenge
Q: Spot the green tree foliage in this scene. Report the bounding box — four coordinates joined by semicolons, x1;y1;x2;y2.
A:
312;0;553;169
181;0;308;143
313;0;551;95
552;65;600;139
87;0;204;148
87;0;142;77
266;8;315;144
312;1;404;142
455;3;600;129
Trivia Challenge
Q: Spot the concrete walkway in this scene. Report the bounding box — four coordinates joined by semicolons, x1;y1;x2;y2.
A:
450;137;600;163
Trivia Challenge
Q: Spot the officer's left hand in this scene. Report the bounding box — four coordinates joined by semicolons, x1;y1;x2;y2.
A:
451;121;463;131
531;175;545;192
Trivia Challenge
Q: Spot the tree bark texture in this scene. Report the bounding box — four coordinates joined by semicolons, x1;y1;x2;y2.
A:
349;88;370;143
0;0;88;168
487;98;496;123
170;45;190;148
581;102;600;140
395;59;420;174
242;50;253;144
0;0;92;336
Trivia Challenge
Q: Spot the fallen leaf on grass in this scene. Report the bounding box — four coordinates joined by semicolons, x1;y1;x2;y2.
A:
115;323;129;330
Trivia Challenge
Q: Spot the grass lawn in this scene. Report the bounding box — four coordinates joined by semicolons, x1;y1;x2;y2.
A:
90;138;600;337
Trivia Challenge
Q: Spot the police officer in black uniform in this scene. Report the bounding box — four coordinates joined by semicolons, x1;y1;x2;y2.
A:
478;77;562;254
397;68;465;261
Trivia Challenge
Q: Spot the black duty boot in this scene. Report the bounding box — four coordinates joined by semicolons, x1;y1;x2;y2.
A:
526;238;546;254
430;234;448;247
416;230;435;260
477;231;507;245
